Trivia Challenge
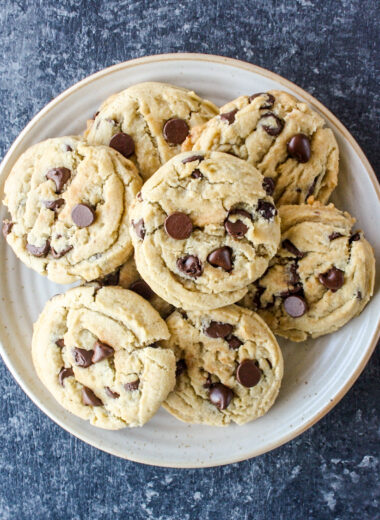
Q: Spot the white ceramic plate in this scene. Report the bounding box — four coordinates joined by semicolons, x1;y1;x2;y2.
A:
0;54;379;468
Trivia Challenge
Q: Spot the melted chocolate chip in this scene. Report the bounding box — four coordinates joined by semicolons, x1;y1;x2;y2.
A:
182;154;204;164
204;321;233;339
55;339;65;348
220;108;238;125
58;367;74;387
207;246;233;271
71;204;95;228
72;348;94;368
249;92;275;109
284;295;308;318
129;279;154;300
306;176;319;200
318;267;344;292
124;379;140;391
357;291;362;300
257;200;277;220
82;386;103;406
287;134;311;163
349;232;361;243
329;232;343;241
105;387;120;398
26;241;50;257
43;199;65;211
109;132;135;158
175;359;187;377
164;212;193;239
260;113;284;136
262;177;275;196
163;118;189;145
224;209;251;239
92;341;115;363
282;239;305;258
289;262;301;285
2;221;13;238
191;169;203;179
177;255;203;278
236;359;261;387
51;245;73;259
132;218;145;239
46;167;71;194
209;383;233;410
227;335;243;349
98;269;120;286
253;284;265;310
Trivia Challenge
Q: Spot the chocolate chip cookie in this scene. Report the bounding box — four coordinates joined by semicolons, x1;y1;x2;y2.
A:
85;82;218;181
2;136;142;284
239;202;375;341
32;286;176;429
130;151;281;310
161;306;283;426
183;90;339;205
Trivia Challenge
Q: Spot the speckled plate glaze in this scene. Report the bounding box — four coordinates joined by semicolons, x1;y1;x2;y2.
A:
0;54;379;468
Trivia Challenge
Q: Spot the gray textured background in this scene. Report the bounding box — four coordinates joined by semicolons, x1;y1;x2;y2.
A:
0;1;379;519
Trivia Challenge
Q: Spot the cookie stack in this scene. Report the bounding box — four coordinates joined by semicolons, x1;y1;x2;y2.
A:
2;82;375;430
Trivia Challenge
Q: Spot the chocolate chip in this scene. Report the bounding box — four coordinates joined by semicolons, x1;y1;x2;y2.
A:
177;255;203;278
109;132;135;158
318;267;344;292
71;204;95;228
164;212;193;240
92;341;115;363
204;321;233;339
129;279;154;300
284;295;308;318
357;291;362;300
236;359;261;387
220;108;238;125
257;200;277;220
124;379;140;391
176;359;187;377
26;241;50;257
207;246;233;271
203;374;213;388
98;269;120;286
306;176;318;200
209;383;233;410
132;218;145;239
43;199;65;211
262;177;275;196
72;348;94;368
191;169;203;179
51;245;73;259
266;358;273;369
329;232;343;241
249;92;275;109
163;118;189;145
64;144;73;152
182;154;204;164
224;209;251;239
289;262;301;285
287;134;311;163
349;232;360;243
82;387;103;406
55;339;65;348
253;284;265;310
227;335;243;349
260;113;284;136
2;221;13;238
105;387;120;399
58;367;74;387
282;239;305;258
46;167;71;194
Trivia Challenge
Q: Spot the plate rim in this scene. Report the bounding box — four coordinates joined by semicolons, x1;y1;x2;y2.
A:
0;52;379;468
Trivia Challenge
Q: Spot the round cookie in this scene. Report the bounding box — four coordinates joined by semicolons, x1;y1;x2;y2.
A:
183;90;339;206
239;202;375;341
85;82;219;181
2;136;142;284
130;151;281;311
32;285;175;429
161;306;283;426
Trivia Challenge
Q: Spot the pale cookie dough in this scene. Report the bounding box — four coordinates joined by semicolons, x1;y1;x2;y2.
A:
85;82;218;181
239;202;375;341
32;286;175;429
161;306;283;426
130;151;281;311
2;136;142;284
183;90;339;206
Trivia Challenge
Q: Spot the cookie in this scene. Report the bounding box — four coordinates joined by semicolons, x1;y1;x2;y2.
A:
2;137;142;284
32;286;175;429
85;82;218;181
183;90;339;206
239;202;375;341
130;151;281;311
161;306;283;426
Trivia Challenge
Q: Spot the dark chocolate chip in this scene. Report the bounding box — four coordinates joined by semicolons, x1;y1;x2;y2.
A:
349;232;360;243
318;267;344;292
357;291;362;300
224;209;251;239
98;269;120;286
191;169;203;179
209;383;233;410
132;218;145;239
227;335;243;349
71;204;95;228
260;113;284;136
249;92;275;109
306;176;318;200
203;374;213;388
92;341;115;363
220;108;238;125
105;387;120;399
262;177;275;196
55;339;65;348
50;245;73;259
64;144;73;152
176;359;187;377
163;118;189;145
289;262;301;285
177;255;203;278
46;167;71;194
204;321;234;339
182;154;204;164
2;221;13;238
257;200;277;220
236;359;261;387
43;198;65;211
82;386;103;406
207;246;233;271
253;284;265;310
164;212;193;240
26;241;50;257
329;232;343;241
284;295;308;318
72;348;94;368
282;239;305;258
129;279;154;300
287;134;311;163
58;367;74;387
109;132;135;158
124;379;140;391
